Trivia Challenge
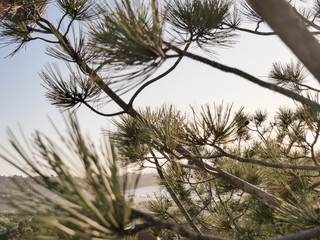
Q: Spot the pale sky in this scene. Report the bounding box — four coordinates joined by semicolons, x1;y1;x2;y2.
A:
0;2;315;175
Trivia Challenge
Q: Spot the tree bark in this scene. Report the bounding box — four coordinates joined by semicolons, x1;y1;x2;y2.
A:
247;0;320;83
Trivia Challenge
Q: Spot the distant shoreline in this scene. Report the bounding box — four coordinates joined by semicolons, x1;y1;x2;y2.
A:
0;173;159;214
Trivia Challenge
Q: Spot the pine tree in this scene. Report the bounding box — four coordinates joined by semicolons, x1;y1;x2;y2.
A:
2;0;320;239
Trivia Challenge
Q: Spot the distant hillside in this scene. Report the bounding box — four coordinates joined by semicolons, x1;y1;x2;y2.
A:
126;173;158;189
0;173;158;214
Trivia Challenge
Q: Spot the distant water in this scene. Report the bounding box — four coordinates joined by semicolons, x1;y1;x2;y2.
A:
125;185;165;201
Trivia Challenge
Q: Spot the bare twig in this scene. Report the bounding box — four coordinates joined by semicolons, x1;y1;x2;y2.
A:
82;101;125;117
128;42;191;106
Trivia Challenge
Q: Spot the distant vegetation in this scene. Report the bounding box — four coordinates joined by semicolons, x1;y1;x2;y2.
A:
0;213;71;240
0;176;72;239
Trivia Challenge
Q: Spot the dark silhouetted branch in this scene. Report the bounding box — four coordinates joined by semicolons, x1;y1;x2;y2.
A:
270;227;320;240
128;42;191;106
168;44;320;113
82;101;125;117
129;209;226;240
211;144;320;171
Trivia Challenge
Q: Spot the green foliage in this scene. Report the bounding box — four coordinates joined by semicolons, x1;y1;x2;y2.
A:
269;62;308;92
112;106;187;165
111;102;320;239
167;0;237;49
0;0;48;55
1;116;137;239
148;195;173;219
41;63;102;110
112;114;151;165
186;104;246;145
56;0;97;20
89;0;166;92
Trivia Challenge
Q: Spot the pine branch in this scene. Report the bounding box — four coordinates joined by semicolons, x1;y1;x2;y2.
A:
211;144;320;171
296;9;320;32
129;209;226;240
247;0;320;83
270;226;320;240
222;22;320;36
175;145;297;209
298;83;320;93
82;101;125;117
168;43;320;113
308;121;320;166
43;21;305;226
128;41;191;106
222;22;275;36
151;151;203;235
57;12;68;31
39;16;140;118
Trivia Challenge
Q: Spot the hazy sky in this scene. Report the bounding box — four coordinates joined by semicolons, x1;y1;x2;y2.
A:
0;3;314;175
